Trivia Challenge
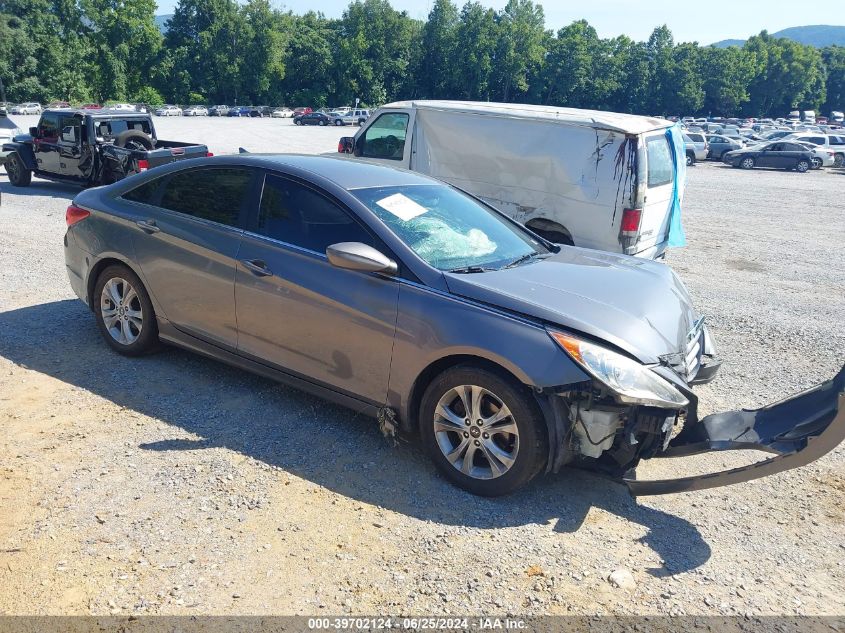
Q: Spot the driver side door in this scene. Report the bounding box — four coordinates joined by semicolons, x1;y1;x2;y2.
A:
355;110;415;167
56;113;85;178
235;171;400;404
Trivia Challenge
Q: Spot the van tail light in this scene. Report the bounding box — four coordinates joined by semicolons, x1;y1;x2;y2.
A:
620;208;642;237
66;205;90;227
137;159;149;172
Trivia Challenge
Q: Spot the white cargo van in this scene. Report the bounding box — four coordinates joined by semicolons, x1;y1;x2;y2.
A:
337;100;684;259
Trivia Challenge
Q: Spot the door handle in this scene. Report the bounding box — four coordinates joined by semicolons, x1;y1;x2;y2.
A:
241;259;273;277
136;220;160;233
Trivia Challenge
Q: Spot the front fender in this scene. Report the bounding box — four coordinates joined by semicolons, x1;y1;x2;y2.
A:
2;142;36;170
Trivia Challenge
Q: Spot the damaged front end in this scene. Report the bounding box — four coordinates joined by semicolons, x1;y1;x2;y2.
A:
541;328;845;495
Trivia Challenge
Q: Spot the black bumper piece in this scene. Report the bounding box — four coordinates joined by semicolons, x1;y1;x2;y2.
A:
625;364;845;496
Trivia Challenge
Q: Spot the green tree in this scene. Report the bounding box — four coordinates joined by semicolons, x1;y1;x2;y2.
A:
822;46;845;114
417;0;459;98
492;0;545;102
451;2;497;101
700;46;755;116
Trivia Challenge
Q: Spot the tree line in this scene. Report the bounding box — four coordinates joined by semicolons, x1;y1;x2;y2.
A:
1;0;844;117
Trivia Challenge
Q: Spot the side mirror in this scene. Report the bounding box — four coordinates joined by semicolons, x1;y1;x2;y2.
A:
326;242;398;275
61;126;76;143
338;136;354;154
29;126;38;137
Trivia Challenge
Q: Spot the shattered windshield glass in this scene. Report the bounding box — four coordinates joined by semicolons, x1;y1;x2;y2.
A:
352;184;548;272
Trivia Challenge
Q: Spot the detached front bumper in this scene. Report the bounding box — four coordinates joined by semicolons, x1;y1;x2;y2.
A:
626;364;845;495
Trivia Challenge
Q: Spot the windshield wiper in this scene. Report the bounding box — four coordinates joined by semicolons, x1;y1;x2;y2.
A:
448;265;494;274
504;251;547;269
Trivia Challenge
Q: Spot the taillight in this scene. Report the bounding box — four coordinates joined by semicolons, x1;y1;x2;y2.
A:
338;141;344;153
137;159;149;172
66;205;90;226
620;208;642;237
207;152;214;157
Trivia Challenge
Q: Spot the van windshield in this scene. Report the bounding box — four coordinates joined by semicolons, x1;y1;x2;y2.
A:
352;184;549;272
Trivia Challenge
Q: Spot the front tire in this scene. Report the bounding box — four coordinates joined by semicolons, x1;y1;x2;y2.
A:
5;152;32;186
420;366;548;496
93;265;159;356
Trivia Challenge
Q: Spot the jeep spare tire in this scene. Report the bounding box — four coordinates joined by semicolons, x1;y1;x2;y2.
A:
114;130;154;151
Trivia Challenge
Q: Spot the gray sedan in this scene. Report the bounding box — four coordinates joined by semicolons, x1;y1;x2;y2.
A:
63;155;845;496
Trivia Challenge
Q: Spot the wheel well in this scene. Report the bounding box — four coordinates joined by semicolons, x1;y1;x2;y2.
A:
86;257;135;308
524;219;573;245
406;354;527;433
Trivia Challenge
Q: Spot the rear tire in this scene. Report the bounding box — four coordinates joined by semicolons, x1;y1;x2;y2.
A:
796;160;810;173
420;366;548;497
93;265;159;356
5;152;32;186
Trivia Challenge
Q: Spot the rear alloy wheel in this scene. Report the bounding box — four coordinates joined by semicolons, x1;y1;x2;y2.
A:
420;366;547;496
5;152;32;186
94;265;159;356
334;119;343;126
796;160;810;173
740;157;755;170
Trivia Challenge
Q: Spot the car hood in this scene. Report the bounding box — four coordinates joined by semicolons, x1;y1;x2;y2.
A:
444;247;700;364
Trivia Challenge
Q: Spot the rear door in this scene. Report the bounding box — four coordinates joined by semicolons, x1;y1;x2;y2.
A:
637;132;675;255
234;171;399;403
127;166;258;350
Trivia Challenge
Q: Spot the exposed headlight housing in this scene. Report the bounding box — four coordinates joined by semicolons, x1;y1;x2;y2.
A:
549;331;689;408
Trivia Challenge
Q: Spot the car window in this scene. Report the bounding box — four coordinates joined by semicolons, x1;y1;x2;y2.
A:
359;113;409;160
160;168;252;227
784;143;806;152
646;136;674;188
57;114;82;143
95;118;152;139
122;177;162;205
258;174;373;253
37;113;59;140
688;133;704;142
807;137;825;145
351;184;548;272
767;143;782;151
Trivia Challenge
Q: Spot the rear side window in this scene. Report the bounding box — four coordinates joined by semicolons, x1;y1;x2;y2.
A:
687;133;704;143
646;137;673;188
160;168;252;227
258;174;372;253
94;119;152;139
123;178;161;205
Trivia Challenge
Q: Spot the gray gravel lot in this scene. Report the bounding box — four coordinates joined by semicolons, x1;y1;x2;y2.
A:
0;115;843;616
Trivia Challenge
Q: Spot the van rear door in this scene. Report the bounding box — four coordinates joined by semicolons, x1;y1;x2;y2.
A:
632;132;675;258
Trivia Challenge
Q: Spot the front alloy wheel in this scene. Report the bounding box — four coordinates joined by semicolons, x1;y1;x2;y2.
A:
420;366;547;496
741;157;755;170
434;386;519;480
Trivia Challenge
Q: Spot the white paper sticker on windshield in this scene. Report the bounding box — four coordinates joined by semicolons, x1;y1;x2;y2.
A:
375;193;429;222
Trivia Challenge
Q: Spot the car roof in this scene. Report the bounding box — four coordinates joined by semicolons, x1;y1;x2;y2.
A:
41;108;147;118
380;100;672;135
196;154;442;190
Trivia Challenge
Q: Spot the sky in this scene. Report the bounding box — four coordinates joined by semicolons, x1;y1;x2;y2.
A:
154;0;818;44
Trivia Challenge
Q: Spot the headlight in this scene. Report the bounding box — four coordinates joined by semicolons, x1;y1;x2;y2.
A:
549;331;689;408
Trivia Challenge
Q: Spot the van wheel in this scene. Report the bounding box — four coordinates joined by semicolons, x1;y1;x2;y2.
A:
5;152;32;186
93;265;159;356
420;366;548;496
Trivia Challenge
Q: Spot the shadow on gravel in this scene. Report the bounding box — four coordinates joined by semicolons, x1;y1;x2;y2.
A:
0;299;712;575
0;177;78;201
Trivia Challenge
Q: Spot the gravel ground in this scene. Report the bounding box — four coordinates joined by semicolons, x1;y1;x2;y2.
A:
0;116;844;617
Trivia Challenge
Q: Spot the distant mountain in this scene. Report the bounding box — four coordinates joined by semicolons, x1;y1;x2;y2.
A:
712;25;845;48
154;14;172;33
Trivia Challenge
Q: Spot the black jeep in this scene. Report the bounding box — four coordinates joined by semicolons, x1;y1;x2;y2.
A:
2;108;209;187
